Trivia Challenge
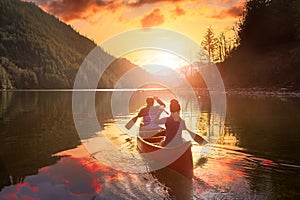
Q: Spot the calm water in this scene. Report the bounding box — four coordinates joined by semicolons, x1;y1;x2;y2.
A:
0;90;299;199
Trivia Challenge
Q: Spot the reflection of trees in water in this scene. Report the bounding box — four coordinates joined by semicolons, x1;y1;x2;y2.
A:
222;95;300;199
0;92;13;120
95;92;113;128
0;91;38;122
178;89;236;145
0;91;80;190
178;90;212;138
226;96;300;163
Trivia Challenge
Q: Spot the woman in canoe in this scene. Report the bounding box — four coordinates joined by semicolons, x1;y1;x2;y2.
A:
160;99;207;147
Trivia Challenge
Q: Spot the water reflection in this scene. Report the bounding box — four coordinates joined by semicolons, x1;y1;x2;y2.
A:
0;148;170;199
0;91;299;199
226;95;300;164
0;91;80;190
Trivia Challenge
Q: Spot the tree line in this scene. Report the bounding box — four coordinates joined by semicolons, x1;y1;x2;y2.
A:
201;26;238;63
195;0;300;90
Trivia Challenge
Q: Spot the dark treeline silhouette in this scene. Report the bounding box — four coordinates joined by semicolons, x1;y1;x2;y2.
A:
219;0;300;90
238;0;299;48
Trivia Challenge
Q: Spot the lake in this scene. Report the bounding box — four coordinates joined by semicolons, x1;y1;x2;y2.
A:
0;90;299;199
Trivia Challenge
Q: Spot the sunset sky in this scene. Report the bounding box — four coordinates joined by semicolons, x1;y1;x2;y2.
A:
27;0;245;45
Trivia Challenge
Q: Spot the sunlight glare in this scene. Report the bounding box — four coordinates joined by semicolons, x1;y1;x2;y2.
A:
123;49;190;73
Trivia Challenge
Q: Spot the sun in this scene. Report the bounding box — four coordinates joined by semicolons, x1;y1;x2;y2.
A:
123;49;189;73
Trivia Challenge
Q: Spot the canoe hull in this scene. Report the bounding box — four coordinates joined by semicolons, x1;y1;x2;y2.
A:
137;135;193;179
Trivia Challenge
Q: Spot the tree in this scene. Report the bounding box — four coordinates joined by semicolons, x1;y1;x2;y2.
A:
201;26;218;62
217;31;237;62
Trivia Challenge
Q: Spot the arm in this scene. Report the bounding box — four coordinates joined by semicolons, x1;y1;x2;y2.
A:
137;107;148;118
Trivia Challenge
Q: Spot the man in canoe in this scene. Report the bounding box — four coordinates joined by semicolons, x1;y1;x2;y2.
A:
137;96;166;137
125;96;167;137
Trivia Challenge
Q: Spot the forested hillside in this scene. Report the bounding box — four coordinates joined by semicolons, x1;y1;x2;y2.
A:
220;0;300;90
0;0;138;89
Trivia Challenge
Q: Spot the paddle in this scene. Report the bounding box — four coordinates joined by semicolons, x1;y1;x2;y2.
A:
186;129;208;145
125;116;138;130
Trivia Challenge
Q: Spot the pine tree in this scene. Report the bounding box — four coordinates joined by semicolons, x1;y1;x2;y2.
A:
201;26;218;62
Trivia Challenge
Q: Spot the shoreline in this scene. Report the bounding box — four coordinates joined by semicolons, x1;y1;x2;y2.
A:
1;87;300;98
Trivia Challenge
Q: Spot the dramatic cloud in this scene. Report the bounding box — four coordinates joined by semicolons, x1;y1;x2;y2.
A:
24;0;245;44
211;2;244;19
226;4;243;17
27;0;187;21
27;0;244;22
28;0;107;21
141;8;165;27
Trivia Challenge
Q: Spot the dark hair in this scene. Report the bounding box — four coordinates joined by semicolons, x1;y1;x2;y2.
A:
146;97;154;106
170;99;180;112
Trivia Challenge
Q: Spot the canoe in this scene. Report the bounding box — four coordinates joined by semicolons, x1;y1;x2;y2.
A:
137;131;193;179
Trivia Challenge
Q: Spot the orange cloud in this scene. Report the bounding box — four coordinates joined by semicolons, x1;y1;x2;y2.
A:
125;0;181;7
226;4;244;17
28;0;186;21
211;2;244;19
173;6;185;16
31;0;105;21
206;0;238;6
141;8;165;27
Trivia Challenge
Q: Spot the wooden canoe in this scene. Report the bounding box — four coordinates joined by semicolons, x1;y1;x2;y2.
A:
137;132;193;179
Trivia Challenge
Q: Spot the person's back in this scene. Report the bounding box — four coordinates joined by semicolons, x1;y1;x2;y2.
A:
160;99;208;146
164;115;186;146
163;99;187;146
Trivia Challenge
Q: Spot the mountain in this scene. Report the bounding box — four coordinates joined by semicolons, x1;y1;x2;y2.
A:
0;0;142;89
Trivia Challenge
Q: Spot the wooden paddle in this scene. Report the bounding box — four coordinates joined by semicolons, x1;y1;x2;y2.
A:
186;129;208;145
125;116;138;130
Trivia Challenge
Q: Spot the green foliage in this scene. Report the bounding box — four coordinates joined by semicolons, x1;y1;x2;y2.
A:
0;0;97;89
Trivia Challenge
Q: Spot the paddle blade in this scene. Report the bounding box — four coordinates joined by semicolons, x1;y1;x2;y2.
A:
192;134;208;145
125;116;138;130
